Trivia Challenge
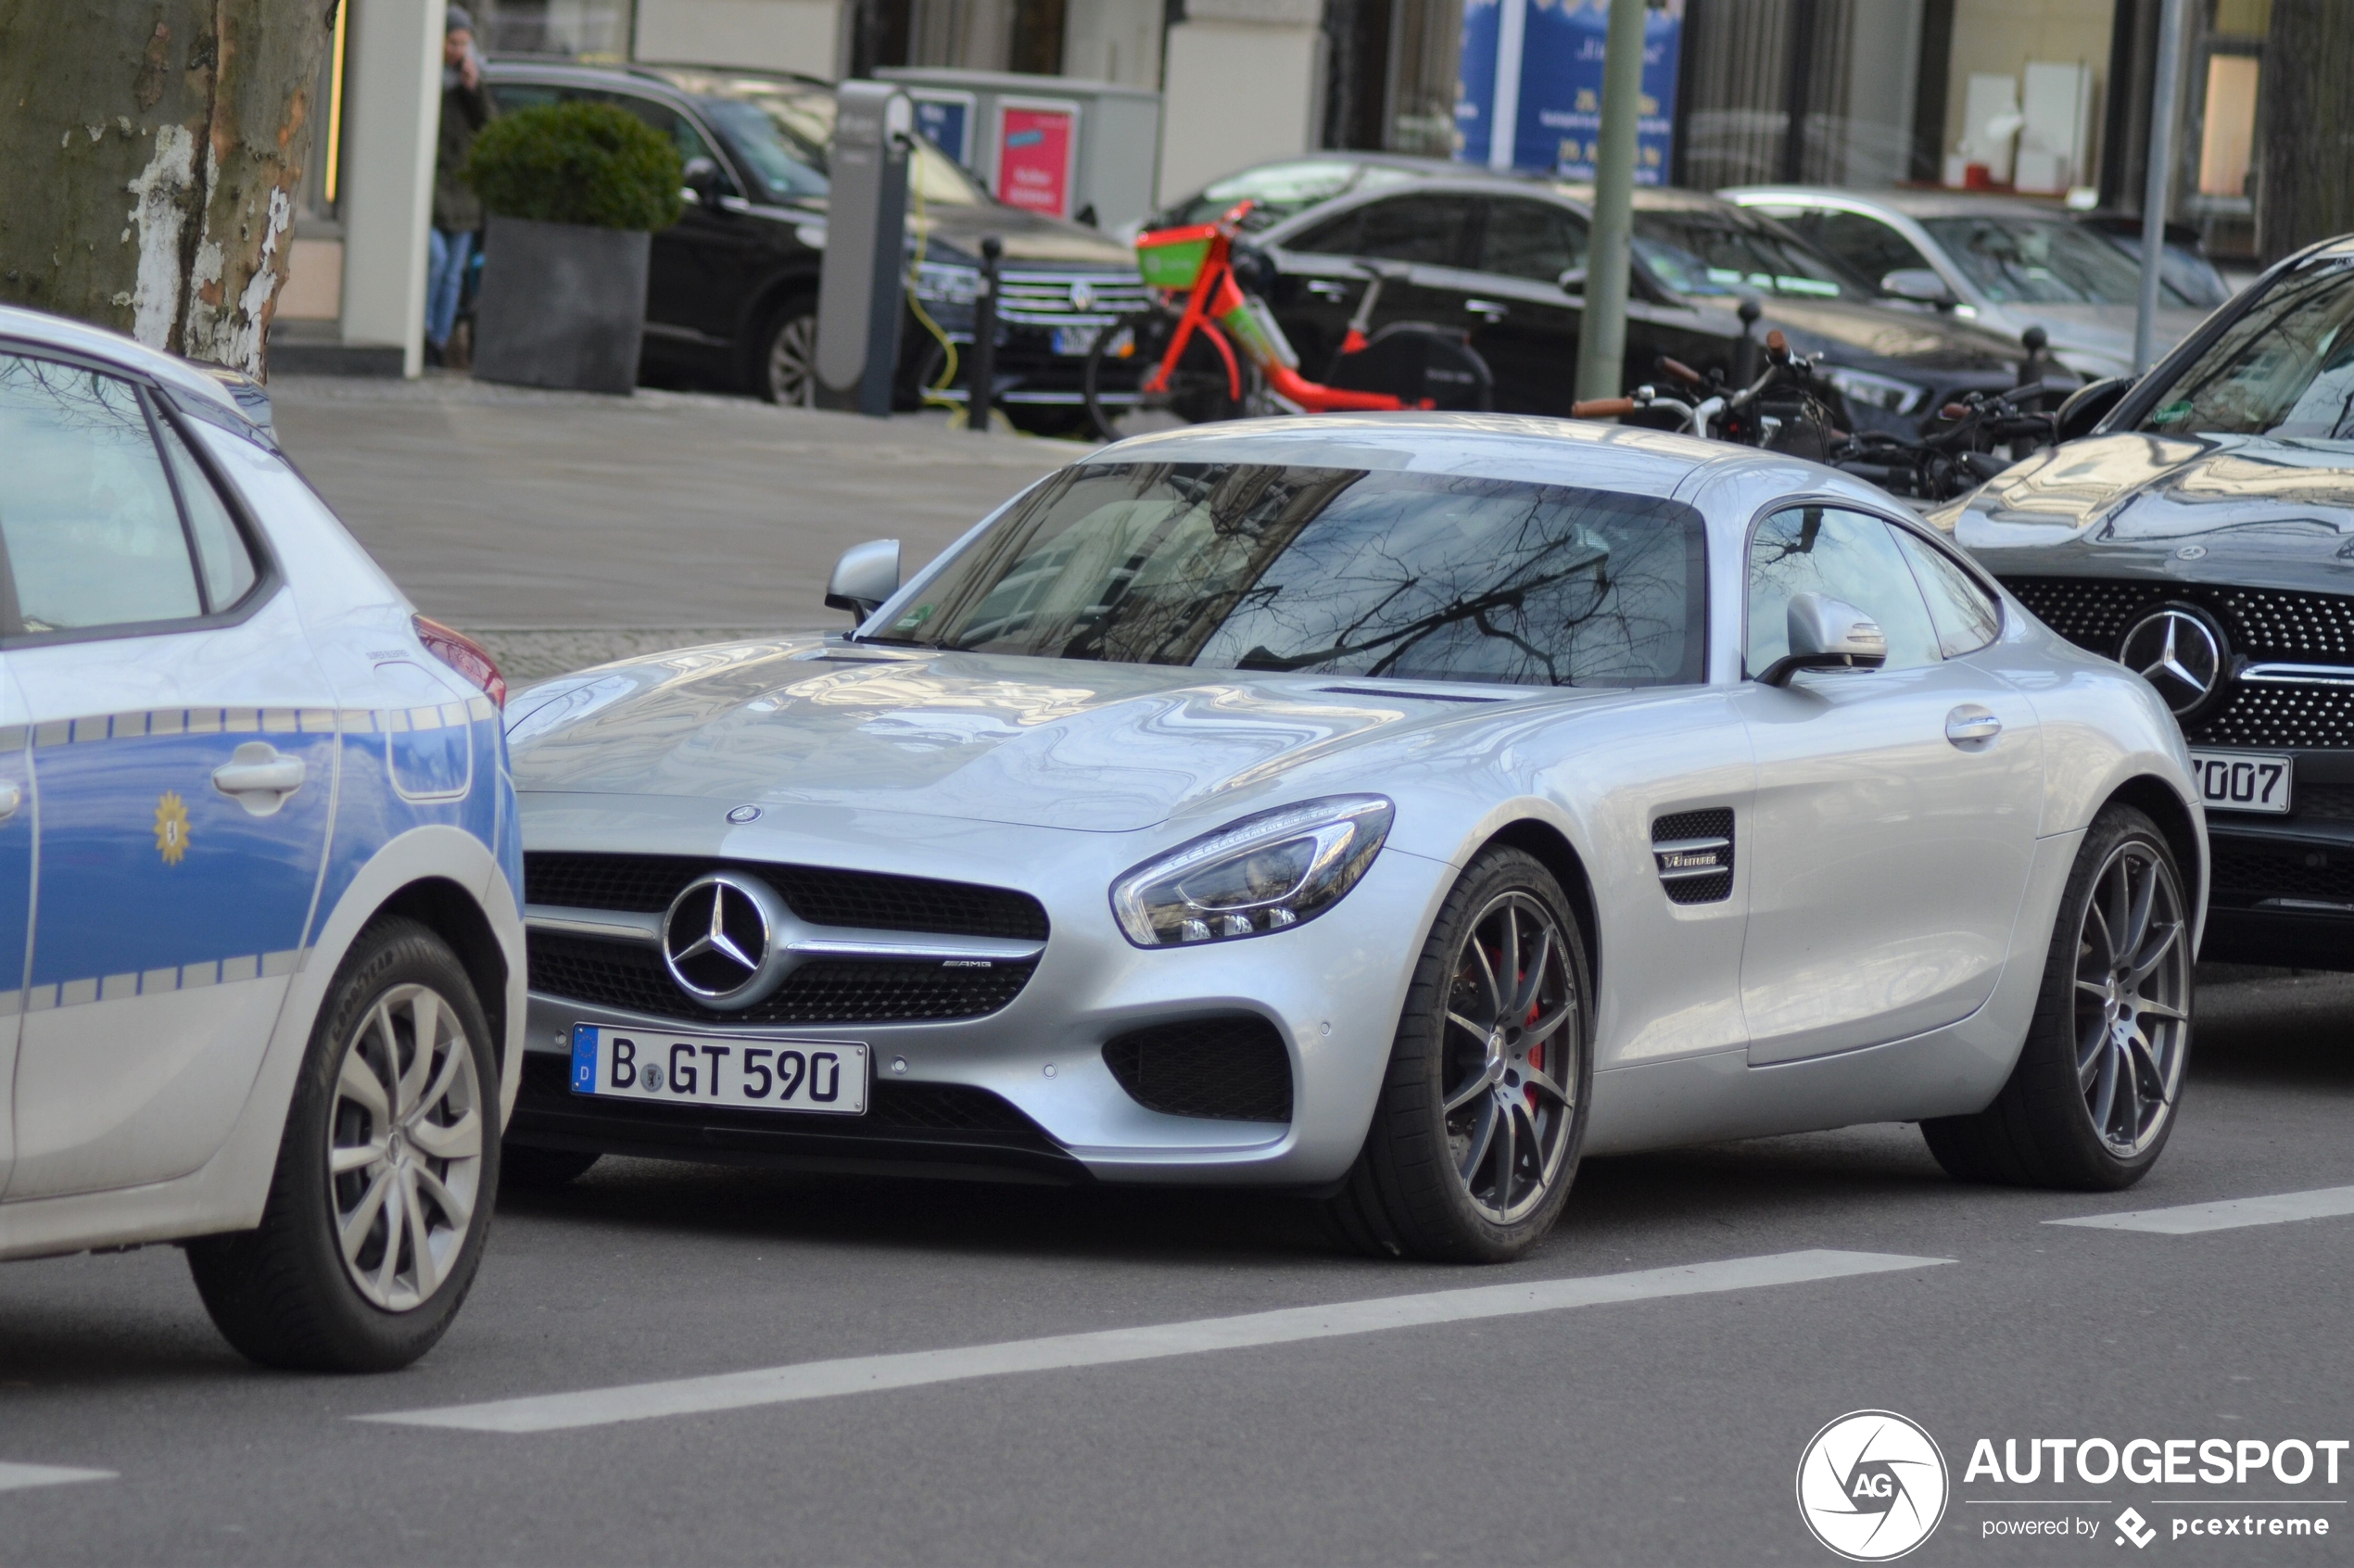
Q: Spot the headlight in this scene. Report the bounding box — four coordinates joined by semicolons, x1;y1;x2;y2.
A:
1111;796;1394;948
1822;365;1928;415
913;260;981;305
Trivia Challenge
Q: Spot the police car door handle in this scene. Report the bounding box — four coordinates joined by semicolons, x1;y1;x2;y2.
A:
0;779;19;820
213;742;305;815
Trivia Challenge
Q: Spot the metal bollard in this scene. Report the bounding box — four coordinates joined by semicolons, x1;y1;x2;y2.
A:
968;235;1001;435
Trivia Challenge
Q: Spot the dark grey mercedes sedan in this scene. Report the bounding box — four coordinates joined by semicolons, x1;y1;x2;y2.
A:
1936;234;2354;968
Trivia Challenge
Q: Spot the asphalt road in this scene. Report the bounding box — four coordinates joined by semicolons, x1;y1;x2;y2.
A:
5;971;2351;1566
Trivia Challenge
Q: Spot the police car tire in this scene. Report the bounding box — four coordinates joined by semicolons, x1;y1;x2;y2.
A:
500;1144;601;1189
186;918;500;1372
1920;807;2191;1191
1325;848;1593;1263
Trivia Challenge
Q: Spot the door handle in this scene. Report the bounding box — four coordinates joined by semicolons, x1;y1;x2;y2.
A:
1306;280;1350;299
213;741;306;816
1463;298;1511;319
0;779;19;821
1945;705;2002;745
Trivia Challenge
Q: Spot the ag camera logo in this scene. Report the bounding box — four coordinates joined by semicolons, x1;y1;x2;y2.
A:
1797;1410;1950;1562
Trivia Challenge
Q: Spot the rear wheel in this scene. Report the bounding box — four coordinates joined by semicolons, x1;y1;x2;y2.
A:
1921;806;2191;1188
753;298;818;405
1327;847;1593;1261
1083;309;1250;439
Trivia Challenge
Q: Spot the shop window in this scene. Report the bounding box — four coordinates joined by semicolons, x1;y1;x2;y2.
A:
2196;52;2260;199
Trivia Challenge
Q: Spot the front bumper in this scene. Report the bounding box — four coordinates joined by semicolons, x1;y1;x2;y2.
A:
2203;801;2354;971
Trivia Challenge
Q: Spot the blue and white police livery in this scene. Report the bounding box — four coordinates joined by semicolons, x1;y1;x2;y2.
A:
0;305;523;1372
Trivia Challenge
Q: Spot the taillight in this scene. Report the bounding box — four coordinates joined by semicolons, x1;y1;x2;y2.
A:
414;614;507;708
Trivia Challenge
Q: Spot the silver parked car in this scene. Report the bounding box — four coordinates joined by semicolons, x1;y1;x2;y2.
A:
502;415;2207;1261
1722;187;2218;381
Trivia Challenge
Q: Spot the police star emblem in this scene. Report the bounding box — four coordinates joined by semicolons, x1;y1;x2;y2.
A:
154;790;191;866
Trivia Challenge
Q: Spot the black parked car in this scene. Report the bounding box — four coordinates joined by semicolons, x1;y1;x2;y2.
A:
484;62;1147;433
1936;234;2354;968
1150;158;2041;432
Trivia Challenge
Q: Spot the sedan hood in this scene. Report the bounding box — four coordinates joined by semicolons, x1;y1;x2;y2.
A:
508;639;1588;833
1944;432;2354;592
1992;302;2208;378
1744;295;2024;376
922;204;1138;270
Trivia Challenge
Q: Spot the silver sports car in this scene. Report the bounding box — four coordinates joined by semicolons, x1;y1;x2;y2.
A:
502;415;2208;1261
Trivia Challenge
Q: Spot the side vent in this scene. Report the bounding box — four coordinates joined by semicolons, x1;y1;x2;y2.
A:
1652;808;1733;904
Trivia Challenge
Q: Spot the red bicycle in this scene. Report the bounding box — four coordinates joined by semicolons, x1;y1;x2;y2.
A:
1083;199;1491;439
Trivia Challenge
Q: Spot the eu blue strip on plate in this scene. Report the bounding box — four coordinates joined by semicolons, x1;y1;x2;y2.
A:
571;1025;599;1093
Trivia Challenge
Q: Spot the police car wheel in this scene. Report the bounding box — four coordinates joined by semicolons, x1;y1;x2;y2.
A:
1921;806;2193;1190
1326;848;1593;1263
500;1143;601;1190
187;917;500;1372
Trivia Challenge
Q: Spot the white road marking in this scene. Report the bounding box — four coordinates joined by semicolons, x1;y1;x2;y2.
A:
362;1248;1947;1435
0;1463;115;1494
2047;1183;2354;1235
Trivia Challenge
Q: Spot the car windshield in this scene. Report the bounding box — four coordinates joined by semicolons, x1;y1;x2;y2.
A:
2138;256;2354;440
867;463;1707;689
1169;161;1416;232
1631;209;1868;299
695;85;987;207
1922;215;2197;308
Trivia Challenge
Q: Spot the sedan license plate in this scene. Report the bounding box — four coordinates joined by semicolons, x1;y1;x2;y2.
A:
569;1024;867;1115
2188;750;2292;815
1051;324;1101;356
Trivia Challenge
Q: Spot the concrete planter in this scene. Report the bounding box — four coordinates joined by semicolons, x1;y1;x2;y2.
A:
472;214;651;395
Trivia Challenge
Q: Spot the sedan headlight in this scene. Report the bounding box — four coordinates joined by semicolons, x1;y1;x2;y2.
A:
1822;365;1929;416
913;260;981;305
1111;796;1394;948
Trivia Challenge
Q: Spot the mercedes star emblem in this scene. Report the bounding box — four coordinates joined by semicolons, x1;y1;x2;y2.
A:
662;872;776;1005
2117;603;2228;721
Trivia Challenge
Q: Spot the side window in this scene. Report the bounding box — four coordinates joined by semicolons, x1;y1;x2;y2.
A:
583;91;720;171
1299;196;1476;268
0;354;211;634
156;416;259;611
1892;528;2002;657
1745;506;1941;676
1477;198;1589;285
1816;211;1934;286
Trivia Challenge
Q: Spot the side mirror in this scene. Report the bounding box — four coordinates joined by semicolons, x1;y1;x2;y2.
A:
825;538;901;623
2055;374;2132;442
682;156;725;209
1556;266;1587;295
1757;593;1888;687
1880;268;1957;307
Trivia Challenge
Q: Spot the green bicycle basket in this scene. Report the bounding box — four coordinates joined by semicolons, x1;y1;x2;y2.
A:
1135;223;1217;291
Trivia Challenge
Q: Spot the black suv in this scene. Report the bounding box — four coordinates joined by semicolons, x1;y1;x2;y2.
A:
483;62;1147;433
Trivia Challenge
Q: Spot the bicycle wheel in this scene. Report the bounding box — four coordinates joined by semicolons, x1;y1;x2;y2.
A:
1083;310;1250;440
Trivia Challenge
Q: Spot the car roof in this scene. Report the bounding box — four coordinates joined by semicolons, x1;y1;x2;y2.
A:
0;303;271;436
485;57;831;99
1722;186;2079;221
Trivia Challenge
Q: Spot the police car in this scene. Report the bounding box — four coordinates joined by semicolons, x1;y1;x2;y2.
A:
0;306;524;1372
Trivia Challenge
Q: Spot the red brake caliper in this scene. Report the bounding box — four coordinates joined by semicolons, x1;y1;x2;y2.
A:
1525;993;1544;1112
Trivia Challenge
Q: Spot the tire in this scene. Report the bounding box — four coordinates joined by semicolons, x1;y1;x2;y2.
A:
186;917;500;1372
1921;806;2193;1189
1326;847;1595;1262
753;297;818;406
1083;309;1249;439
501;1143;601;1190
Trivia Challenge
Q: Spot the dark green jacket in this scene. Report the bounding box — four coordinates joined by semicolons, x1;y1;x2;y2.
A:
434;78;495;231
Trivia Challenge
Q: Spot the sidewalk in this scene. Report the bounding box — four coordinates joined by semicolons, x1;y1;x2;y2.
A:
270;375;1082;679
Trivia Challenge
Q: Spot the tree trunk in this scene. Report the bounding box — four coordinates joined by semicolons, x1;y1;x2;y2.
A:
2258;0;2354;265
0;1;335;375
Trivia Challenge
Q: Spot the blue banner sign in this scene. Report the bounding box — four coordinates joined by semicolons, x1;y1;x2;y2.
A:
910;92;974;166
1454;0;1683;183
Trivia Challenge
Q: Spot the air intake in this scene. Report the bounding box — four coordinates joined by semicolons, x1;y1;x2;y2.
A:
1652;808;1733;904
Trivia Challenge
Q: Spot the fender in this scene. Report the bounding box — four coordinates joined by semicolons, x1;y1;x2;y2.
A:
0;826;523;1262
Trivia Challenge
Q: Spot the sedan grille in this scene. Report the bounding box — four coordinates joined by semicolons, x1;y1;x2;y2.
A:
529;931;1036;1025
1102;1016;1293;1123
525;853;1048;941
2211;841;2354;907
996;271;1152;328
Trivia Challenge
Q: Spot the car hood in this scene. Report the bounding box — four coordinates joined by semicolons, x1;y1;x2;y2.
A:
920;204;1138;270
506;639;1604;833
1740;295;2024;376
1943;431;2354;592
1986;303;2210;377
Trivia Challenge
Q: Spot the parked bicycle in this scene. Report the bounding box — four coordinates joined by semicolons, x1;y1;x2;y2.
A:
1084;198;1491;440
1570;309;1844;460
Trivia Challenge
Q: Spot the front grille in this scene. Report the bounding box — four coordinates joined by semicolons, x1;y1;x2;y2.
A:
2211;841;2354;906
2291;783;2354;820
529;932;1036;1024
1102;1015;1293;1123
518;1053;1053;1144
525;853;1048;940
1652;807;1734;904
2001;576;2354;750
996;270;1151;327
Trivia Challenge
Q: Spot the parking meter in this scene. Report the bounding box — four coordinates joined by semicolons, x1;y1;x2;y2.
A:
816;82;913;417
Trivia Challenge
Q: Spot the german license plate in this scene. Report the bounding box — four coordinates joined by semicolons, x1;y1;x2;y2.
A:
2188;750;2292;815
1051;325;1100;356
569;1024;867;1114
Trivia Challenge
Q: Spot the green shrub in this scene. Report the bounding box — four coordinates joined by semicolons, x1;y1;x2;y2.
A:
465;101;683;232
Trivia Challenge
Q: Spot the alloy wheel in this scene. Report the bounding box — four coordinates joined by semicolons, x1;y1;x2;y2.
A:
767;313;817;406
2072;839;2190;1157
1441;891;1582;1224
327;983;484;1312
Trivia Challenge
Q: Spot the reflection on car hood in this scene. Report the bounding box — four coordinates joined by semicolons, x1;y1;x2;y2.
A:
1946;432;2354;593
1744;295;2022;373
507;639;1616;832
921;205;1138;269
1988;302;2208;369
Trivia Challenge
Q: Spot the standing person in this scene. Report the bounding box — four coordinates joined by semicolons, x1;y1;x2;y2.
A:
425;6;494;367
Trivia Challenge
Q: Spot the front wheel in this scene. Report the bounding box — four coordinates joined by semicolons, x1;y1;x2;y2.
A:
1327;847;1594;1261
753;298;818;405
1921;805;2192;1188
186;918;499;1372
1083;310;1250;439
